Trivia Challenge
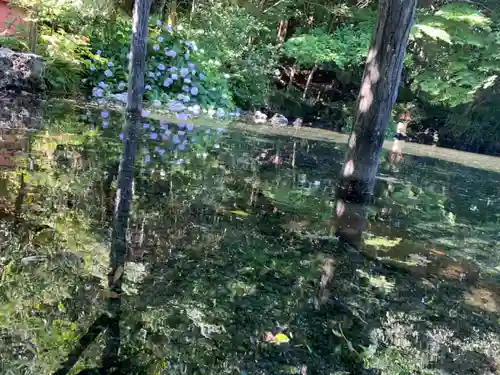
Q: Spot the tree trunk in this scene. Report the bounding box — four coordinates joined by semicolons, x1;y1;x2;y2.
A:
103;0;152;369
334;0;416;248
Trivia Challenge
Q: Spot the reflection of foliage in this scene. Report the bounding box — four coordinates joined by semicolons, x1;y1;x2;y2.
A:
1;103;500;374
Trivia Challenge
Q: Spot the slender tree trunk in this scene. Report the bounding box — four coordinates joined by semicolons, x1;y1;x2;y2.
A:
302;64;317;99
103;0;152;369
333;0;416;248
167;0;177;26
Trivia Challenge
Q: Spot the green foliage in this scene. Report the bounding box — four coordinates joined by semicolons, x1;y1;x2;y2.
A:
282;23;373;68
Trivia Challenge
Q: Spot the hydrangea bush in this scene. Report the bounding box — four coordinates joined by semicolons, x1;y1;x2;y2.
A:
85;19;239;117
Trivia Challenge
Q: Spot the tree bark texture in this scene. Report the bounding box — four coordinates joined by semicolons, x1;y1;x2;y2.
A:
334;0;417;248
105;0;152;368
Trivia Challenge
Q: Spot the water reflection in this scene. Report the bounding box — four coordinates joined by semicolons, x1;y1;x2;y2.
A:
0;101;499;375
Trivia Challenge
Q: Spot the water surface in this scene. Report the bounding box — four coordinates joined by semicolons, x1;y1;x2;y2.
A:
0;101;499;375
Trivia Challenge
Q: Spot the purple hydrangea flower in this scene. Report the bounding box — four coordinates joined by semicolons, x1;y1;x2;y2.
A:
169;66;177;72
145;154;151;163
176;113;189;120
120;133;124;141
180;68;189;77
188;62;195;70
96;50;102;55
104;69;113;77
101;111;109;119
145;84;152;90
107;61;114;67
156;19;162;26
151;132;158;140
157;147;165;156
165;25;172;31
199;73;205;79
182;85;190;93
184;78;191;84
92;88;103;97
166;50;176;57
153;44;160;51
143;123;150;129
148;71;156;78
181;95;190;103
171;73;178;80
98;81;107;89
186;124;194;132
190;87;198;96
102;121;109;127
163;78;173;87
179;143;185;150
178;123;186;129
158;63;166;71
173;134;181;144
118;81;126;89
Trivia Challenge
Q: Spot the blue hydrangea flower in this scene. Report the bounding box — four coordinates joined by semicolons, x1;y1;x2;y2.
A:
145;154;151;163
180;68;189;77
199;73;205;79
191;137;197;143
184;78;191;84
166;50;176;57
143;123;150;129
107;61;114;67
118;81;126;90
169;66;177;72
90;65;95;71
190;87;198;96
156;19;162;26
171;73;178;80
101;111;109;119
157;36;164;43
182;85;190;93
186;124;194;131
163;78;173;87
157;147;165;156
188;62;195;70
98;81;107;88
176;113;189;120
142;110;150;118
148;71;156;78
175;158;184;165
173;134;181;144
102;121;109;127
153;44;160;51
92;88;103;97
182;95;190;103
158;63;166;71
96;50;102;55
178;143;185;150
178;123;186;129
151;132;158;140
120;133;124;141
145;84;152;90
184;53;189;60
165;25;172;31
104;69;113;77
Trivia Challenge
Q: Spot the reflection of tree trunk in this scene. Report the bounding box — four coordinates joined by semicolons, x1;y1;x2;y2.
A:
388;138;405;168
302;64;317;99
334;0;416;248
13;137;32;227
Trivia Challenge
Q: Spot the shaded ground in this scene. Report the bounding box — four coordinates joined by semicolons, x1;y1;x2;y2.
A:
0;102;499;375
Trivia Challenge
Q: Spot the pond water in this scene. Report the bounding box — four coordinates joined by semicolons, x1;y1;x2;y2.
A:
0;100;499;375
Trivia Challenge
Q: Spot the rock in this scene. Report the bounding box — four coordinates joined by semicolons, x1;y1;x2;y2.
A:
292;118;303;127
270;113;288;127
107;92;128;105
0;48;44;92
253;110;267;124
0;92;42;129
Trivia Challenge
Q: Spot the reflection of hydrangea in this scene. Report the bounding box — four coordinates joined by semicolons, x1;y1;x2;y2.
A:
92;88;103;97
